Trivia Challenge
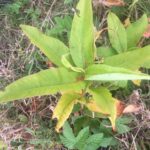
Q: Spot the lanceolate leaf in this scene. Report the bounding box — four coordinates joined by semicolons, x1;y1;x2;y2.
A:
126;14;148;49
61;53;85;73
53;93;80;132
104;45;150;70
0;68;85;103
69;0;94;68
20;25;69;67
142;59;150;69
107;12;127;53
97;46;117;58
85;64;150;81
88;87;123;129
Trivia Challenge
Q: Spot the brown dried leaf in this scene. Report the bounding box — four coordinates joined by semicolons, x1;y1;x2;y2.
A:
94;0;125;7
123;104;141;113
124;18;131;27
143;24;150;38
115;100;125;116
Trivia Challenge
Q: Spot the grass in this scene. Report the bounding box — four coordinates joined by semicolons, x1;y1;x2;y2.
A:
0;0;150;149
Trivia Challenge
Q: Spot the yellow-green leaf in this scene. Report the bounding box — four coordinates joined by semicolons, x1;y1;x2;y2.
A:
88;87;124;130
69;0;94;68
0;68;85;103
53;92;80;132
20;25;69;67
97;46;117;58
107;12;127;53
126;14;148;49
61;53;85;73
85;64;150;81
104;45;150;70
142;60;150;69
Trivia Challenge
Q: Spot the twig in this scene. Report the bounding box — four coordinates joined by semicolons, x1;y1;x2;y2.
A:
41;0;57;29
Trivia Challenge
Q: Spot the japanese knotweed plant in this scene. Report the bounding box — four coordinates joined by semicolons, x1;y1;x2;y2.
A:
0;0;150;132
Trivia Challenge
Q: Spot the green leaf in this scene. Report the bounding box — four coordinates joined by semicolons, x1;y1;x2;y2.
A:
85;64;150;81
107;12;127;53
99;137;115;147
142;60;150;69
116;117;132;134
88;87;118;129
63;122;75;140
74;116;91;134
69;0;94;68
60;135;75;149
117;116;133;124
97;46;117;58
75;127;89;150
61;53;85;73
53;93;80;132
0;68;85;103
84;133;104;150
20;25;69;66
47;15;72;40
60;122;76;149
126;14;148;49
104;45;150;70
116;123;130;134
64;0;73;4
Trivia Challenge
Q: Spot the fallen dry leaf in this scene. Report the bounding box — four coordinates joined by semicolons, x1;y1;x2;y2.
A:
123;104;142;113
143;24;150;38
124;18;131;27
129;90;141;104
115;100;125;116
94;0;125;7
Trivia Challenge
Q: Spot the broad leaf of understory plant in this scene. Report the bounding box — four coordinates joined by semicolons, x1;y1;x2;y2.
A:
61;125;90;150
74;127;90;150
47;15;72;40
84;133;104;150
126;14;148;50
69;0;94;68
53;92;80;132
0;68;85;103
61;122;114;150
97;46;117;58
85;64;150;81
60;122;76;149
107;12;127;53
104;45;150;70
62;122;75;140
20;25;69;67
98;137;115;148
88;87;121;130
116;116;133;134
